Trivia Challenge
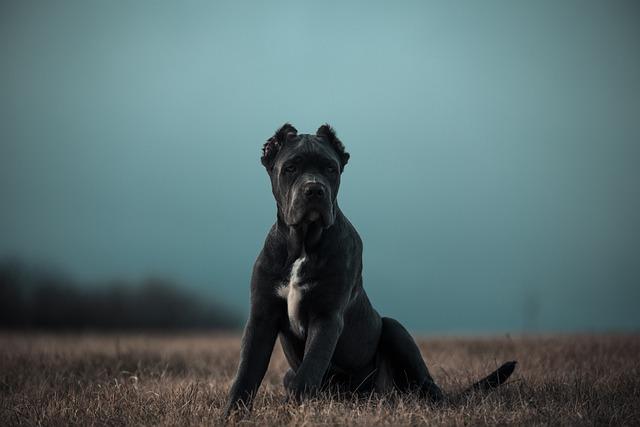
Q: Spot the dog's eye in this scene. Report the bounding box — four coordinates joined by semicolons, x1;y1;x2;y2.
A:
284;165;297;174
326;165;336;173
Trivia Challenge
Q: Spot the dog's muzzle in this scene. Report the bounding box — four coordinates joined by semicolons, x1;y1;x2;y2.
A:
287;180;333;227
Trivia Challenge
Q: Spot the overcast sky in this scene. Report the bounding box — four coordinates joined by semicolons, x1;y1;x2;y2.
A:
1;0;639;333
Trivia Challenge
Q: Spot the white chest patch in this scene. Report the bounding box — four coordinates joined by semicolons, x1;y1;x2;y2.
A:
276;257;310;338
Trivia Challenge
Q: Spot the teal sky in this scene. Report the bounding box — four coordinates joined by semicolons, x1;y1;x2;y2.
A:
1;1;639;333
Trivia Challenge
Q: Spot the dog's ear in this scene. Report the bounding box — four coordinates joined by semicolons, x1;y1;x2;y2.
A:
317;124;350;171
261;123;297;169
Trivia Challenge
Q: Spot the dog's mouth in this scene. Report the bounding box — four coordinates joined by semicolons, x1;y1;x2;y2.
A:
288;206;333;229
295;209;325;228
304;210;321;223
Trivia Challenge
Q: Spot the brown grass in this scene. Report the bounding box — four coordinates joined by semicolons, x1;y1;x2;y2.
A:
1;332;639;425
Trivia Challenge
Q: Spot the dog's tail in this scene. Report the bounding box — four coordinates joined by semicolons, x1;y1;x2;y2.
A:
445;360;517;402
423;360;517;403
465;360;517;392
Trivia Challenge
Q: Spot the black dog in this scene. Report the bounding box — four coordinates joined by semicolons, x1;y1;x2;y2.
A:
225;123;516;415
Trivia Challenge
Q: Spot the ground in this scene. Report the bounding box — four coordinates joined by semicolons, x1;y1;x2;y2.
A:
1;333;639;426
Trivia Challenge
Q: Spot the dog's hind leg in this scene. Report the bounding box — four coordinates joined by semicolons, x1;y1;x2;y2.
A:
283;369;296;390
379;317;444;402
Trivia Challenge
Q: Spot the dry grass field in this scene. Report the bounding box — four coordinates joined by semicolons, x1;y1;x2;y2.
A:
1;333;639;426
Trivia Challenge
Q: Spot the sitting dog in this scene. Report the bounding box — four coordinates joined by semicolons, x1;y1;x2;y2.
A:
225;123;516;415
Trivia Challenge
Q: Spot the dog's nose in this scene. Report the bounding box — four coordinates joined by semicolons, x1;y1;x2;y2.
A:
303;183;325;199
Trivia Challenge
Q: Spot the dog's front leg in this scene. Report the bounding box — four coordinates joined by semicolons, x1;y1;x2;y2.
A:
224;306;279;417
287;312;344;399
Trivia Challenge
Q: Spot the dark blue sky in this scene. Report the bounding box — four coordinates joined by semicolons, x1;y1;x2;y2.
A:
1;1;639;333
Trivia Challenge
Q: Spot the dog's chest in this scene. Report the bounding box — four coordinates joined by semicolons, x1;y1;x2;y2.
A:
276;257;312;338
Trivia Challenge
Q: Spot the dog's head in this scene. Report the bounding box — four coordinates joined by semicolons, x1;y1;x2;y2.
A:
261;123;350;229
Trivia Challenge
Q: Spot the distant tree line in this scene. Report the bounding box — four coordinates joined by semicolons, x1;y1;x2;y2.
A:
0;259;241;331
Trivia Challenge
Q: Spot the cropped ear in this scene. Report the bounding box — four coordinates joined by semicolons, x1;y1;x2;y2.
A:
316;124;350;171
261;123;297;169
